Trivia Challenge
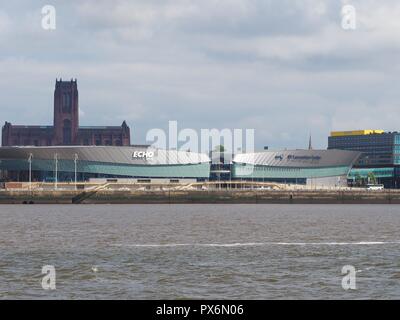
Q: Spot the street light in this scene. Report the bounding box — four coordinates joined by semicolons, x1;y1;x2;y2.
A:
28;153;33;190
54;153;58;190
74;153;78;190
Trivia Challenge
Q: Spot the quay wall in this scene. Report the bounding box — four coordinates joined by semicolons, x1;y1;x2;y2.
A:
1;190;400;204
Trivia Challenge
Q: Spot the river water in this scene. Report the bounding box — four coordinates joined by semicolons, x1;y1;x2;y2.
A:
0;204;399;299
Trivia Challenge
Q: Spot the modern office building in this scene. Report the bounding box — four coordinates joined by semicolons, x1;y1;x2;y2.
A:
0;146;210;182
328;130;400;188
2;79;131;147
231;149;360;187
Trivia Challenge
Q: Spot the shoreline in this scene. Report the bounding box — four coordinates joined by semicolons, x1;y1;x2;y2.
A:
1;189;400;204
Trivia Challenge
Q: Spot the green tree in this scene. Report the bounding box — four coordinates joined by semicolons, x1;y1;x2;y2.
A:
354;173;362;187
367;172;377;185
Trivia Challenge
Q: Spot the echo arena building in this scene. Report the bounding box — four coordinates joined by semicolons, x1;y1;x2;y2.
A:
0;146;211;183
0;146;360;187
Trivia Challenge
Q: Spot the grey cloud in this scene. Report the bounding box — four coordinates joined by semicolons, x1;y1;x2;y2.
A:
1;1;400;150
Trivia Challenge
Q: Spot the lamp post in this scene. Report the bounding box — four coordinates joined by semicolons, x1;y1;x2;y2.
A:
28;153;33;190
54;153;58;190
74;153;78;190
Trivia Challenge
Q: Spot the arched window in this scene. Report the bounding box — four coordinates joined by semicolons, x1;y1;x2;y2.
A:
63;119;72;145
62;93;72;113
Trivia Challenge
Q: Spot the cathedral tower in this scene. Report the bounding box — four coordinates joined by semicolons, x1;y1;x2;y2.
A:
53;79;79;145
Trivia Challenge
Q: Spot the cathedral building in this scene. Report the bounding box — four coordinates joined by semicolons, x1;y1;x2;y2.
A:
2;79;131;147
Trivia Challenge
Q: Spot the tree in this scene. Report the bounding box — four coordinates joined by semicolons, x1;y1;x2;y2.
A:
367;172;377;185
354;173;363;187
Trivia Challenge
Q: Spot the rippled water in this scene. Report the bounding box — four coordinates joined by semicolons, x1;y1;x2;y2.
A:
0;204;399;299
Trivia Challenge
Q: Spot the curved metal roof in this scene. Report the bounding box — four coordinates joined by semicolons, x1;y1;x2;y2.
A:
0;146;210;166
233;149;361;168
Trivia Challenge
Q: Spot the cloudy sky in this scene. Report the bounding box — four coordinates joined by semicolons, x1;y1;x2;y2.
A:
1;0;400;150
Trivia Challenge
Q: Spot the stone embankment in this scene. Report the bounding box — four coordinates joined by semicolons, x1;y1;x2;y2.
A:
1;189;400;204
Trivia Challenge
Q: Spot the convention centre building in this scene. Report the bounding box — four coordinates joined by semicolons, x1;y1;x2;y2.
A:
231;149;360;187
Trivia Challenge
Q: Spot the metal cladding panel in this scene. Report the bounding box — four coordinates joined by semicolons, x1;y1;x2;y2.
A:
233;149;361;168
0;146;210;166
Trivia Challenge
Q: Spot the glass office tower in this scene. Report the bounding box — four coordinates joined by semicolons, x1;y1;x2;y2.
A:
328;130;400;188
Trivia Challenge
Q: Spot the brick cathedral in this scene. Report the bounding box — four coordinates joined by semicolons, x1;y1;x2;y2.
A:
2;79;131;147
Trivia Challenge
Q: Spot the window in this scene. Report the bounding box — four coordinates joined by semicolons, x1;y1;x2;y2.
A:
62;93;72;113
137;179;151;183
63;119;72;145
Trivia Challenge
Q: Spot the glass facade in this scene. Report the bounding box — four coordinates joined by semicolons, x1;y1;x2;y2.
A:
328;132;400;188
328;133;396;166
348;168;394;179
233;164;351;179
0;159;210;182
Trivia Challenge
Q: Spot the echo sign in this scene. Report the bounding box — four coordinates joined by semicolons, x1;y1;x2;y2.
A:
132;151;154;159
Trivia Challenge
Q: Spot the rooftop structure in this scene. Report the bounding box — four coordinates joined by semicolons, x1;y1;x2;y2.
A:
330;130;384;137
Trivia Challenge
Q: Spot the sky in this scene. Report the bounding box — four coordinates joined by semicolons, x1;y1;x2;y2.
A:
1;0;400;150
